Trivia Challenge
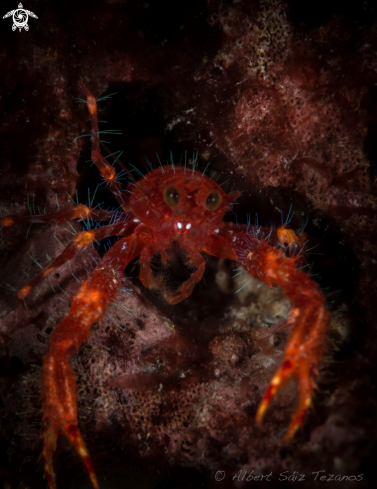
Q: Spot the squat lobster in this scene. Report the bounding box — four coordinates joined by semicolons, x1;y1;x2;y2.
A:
1;83;330;489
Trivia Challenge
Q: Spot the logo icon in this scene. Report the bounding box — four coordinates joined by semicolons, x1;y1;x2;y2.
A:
3;3;38;31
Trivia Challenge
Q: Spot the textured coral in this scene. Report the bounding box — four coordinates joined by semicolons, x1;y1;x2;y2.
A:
0;0;376;488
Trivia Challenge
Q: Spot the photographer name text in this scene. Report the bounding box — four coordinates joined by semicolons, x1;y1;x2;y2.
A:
214;470;363;482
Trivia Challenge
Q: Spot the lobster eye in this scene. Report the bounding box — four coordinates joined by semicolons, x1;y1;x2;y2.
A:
163;185;181;207
205;190;222;210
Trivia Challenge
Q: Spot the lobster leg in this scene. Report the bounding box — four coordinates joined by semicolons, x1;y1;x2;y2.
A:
204;232;329;439
17;220;137;300
139;242;167;290
42;230;149;489
221;222;307;259
79;82;130;213
163;253;206;305
0;204;127;228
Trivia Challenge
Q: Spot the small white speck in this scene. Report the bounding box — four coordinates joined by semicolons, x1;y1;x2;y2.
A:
177;222;182;229
186;223;191;230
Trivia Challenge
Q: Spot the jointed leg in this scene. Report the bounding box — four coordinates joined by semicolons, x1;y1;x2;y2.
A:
139;246;206;305
79;82;130;213
0;204;127;228
221;222;307;259
42;231;148;489
163;253;206;305
239;239;329;439
204;233;329;439
17;220;137;300
138;243;168;290
276;224;307;260
255;302;328;439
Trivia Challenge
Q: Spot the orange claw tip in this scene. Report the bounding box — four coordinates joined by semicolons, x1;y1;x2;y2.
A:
282;405;310;442
282;423;301;443
65;424;100;489
88;466;100;489
255;399;268;427
45;471;57;489
17;285;32;300
255;385;274;426
80;453;100;489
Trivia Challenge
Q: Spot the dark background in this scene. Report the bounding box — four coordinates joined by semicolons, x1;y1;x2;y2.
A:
0;1;376;488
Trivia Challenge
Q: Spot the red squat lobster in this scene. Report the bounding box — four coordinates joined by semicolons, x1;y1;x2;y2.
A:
0;83;330;488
